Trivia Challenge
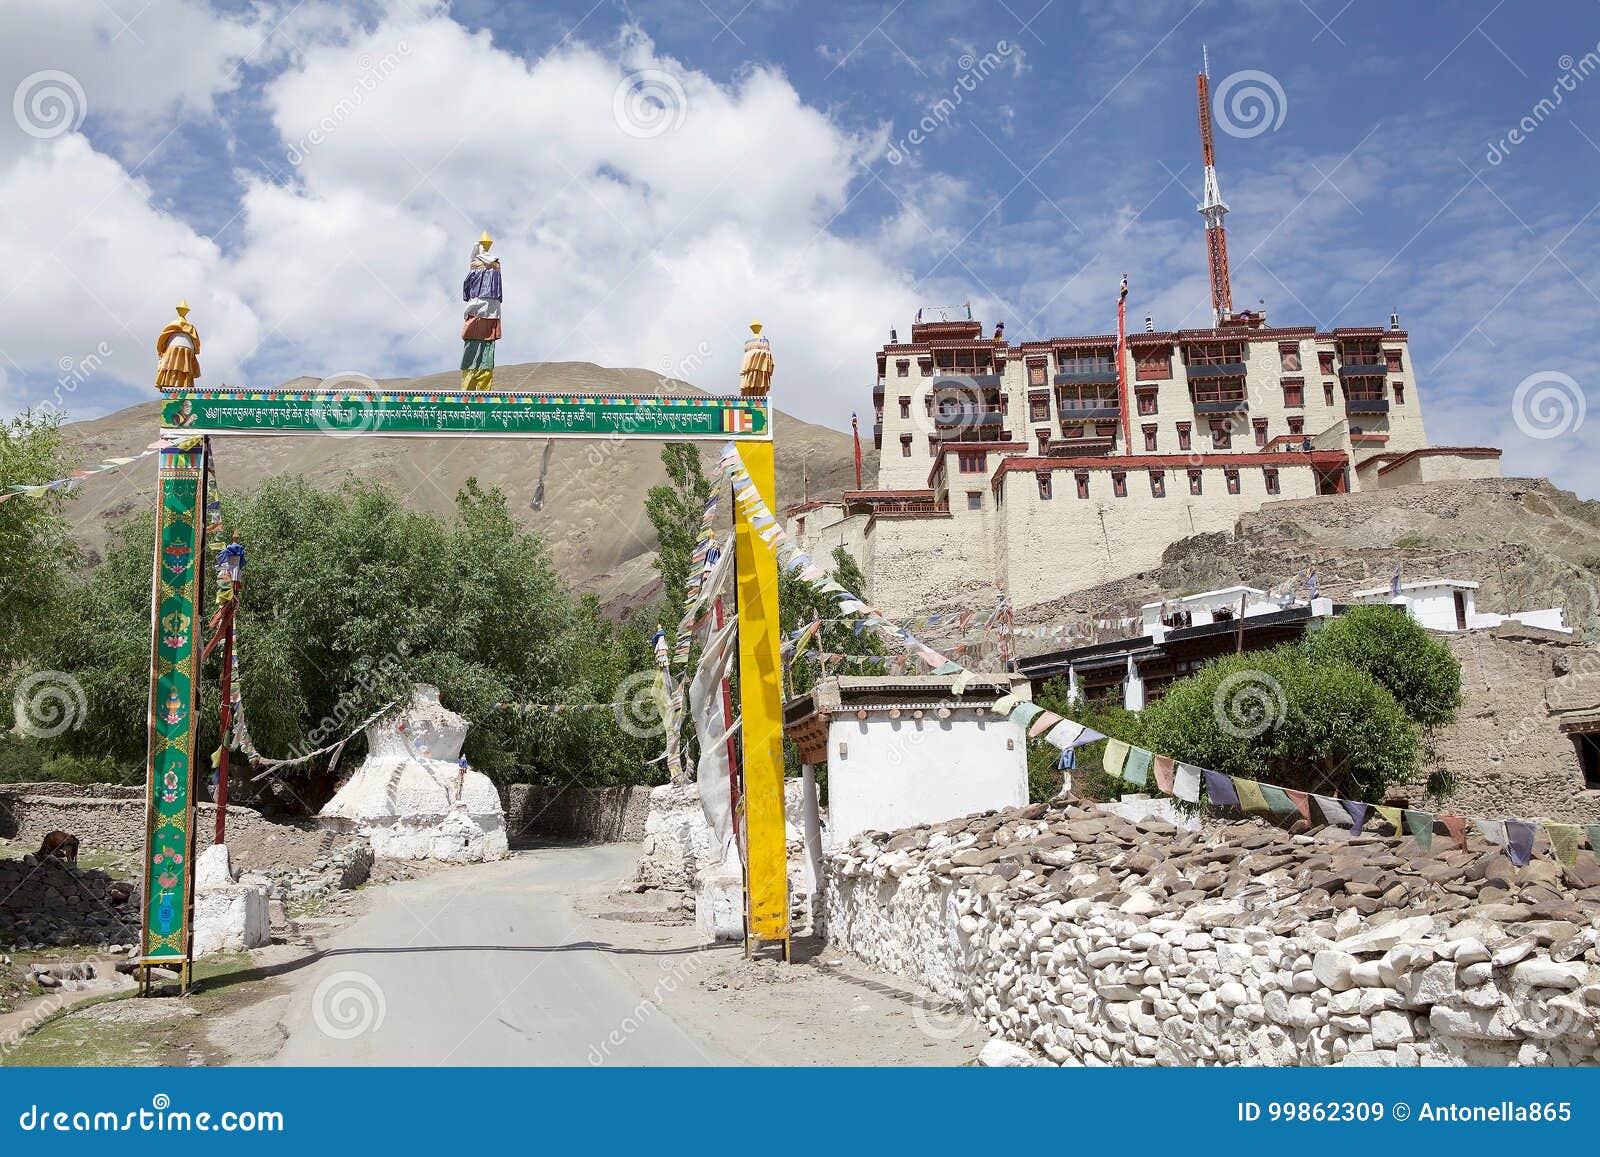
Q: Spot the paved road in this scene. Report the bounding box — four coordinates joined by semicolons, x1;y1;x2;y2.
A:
272;844;733;1065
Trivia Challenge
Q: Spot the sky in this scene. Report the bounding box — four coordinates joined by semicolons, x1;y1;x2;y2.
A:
3;0;1600;494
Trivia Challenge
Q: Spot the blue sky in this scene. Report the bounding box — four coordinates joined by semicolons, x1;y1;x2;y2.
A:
3;0;1600;493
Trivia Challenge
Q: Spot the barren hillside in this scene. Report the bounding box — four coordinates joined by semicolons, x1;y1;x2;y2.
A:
1014;477;1600;642
59;362;870;614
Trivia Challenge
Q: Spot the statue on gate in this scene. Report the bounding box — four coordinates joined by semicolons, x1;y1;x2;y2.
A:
155;300;202;391
461;230;501;391
739;321;773;397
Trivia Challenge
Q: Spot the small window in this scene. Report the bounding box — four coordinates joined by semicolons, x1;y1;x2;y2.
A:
899;396;911;419
1264;468;1280;495
1279;343;1301;372
1385;349;1403;373
1142;424;1158;451
1135;348;1172;381
1253;419;1268;448
1036;429;1050;453
1211;421;1232;449
1176;422;1192;451
1282;380;1304;408
1029;396;1050;421
1188;469;1202;496
1574;733;1600;789
1318;351;1335;374
957;450;988;473
1287;416;1305;435
1028;362;1047;387
920;360;934;377
1323;381;1335;406
1394;382;1405;405
965;490;984;511
1075;471;1090;499
899;434;913;457
1137;391;1158;416
1037;473;1053;500
1225;468;1240;495
1150;470;1166;498
1112;472;1127;498
924;395;934;415
999;394;1009;413
795;517;805;536
897;360;909;377
927;436;937;456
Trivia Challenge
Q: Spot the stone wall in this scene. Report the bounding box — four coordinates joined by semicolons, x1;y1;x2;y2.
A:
502;784;651;845
0;790;296;857
1418;628;1600;824
825;795;1600;1066
0;857;138;948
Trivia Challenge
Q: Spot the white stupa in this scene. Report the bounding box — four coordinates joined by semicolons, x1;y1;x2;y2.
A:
319;685;508;862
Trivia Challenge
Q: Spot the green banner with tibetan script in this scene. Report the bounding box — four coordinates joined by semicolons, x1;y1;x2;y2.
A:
141;443;208;965
160;389;770;441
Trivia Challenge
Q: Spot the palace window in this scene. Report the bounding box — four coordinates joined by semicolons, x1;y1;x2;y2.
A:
1394;382;1405;405
1150;470;1166;498
1279;343;1302;372
1075;471;1090;499
920;359;934;377
897;360;909;377
1211;421;1232;449
899;396;911;419
966;490;984;511
1287;416;1305;435
1188;469;1203;496
1143;424;1158;451
928;436;937;455
1264;468;1281;495
1037;473;1053;500
1323;381;1335;406
957;450;988;473
1137;390;1158;416
1282;379;1304;407
1385;349;1404;373
900;434;913;457
1112;471;1128;498
1135;348;1173;381
1029;393;1050;421
1036;429;1050;453
1318;351;1335;374
1253;419;1269;448
1225;468;1240;495
1177;422;1192;450
924;395;934;415
1028;362;1047;387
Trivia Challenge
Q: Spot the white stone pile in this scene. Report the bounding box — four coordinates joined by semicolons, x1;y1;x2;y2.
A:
825;795;1600;1066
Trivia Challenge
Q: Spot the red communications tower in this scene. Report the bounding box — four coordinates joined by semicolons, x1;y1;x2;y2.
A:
1196;47;1234;327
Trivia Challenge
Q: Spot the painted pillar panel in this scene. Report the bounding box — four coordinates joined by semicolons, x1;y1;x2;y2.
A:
733;440;789;942
141;443;208;965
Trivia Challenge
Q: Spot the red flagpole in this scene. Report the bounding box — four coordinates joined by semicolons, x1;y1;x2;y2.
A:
1116;276;1131;454
851;412;863;490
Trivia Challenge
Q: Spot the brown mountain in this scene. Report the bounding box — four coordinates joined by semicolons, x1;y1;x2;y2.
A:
60;363;871;614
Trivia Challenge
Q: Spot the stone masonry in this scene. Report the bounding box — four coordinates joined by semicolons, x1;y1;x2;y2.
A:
825;795;1600;1066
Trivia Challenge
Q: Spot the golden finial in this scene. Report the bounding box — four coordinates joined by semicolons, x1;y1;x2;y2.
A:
175;299;190;319
479;230;493;250
749;321;763;336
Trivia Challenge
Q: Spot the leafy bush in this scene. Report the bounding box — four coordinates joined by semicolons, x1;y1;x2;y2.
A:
1305;604;1461;728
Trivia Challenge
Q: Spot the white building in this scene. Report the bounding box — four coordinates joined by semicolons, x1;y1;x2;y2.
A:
1348;579;1570;635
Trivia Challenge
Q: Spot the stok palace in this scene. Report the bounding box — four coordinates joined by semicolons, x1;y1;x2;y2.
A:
787;66;1500;618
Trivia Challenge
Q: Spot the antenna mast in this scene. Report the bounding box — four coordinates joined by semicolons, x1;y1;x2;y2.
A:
1197;46;1234;327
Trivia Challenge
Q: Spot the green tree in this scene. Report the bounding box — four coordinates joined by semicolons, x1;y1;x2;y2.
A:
0;411;75;669
644;443;713;630
1024;682;1142;803
779;547;886;697
1305;604;1461;727
1137;645;1419;801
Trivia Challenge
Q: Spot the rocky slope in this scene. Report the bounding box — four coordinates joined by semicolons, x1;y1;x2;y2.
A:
59;362;868;614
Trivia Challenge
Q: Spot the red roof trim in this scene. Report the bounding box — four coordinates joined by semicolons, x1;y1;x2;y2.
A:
992;450;1347;489
1367;446;1502;476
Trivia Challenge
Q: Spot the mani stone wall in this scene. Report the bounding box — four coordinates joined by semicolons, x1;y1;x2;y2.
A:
502;784;651;845
824;796;1600;1066
0;788;298;857
0;857;138;948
